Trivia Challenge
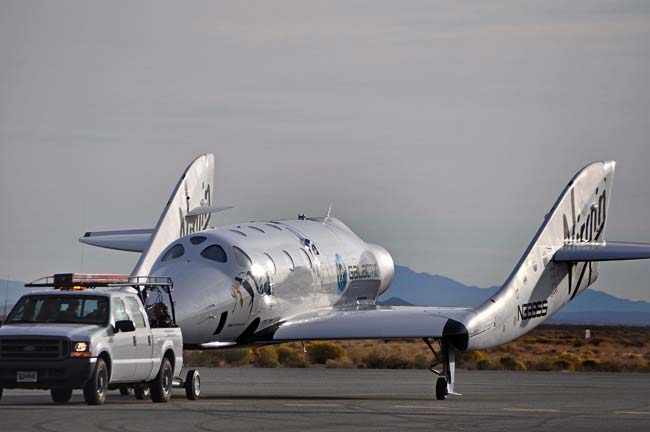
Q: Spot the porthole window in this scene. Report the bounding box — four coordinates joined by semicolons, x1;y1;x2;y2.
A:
300;249;312;269
283;250;295;271
233;246;252;267
161;244;184;262
201;245;227;263
264;253;276;274
190;236;207;245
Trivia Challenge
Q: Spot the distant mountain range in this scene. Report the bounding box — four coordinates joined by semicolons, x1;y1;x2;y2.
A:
2;266;650;325
378;266;650;326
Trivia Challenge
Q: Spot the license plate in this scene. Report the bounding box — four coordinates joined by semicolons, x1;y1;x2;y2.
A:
17;371;37;383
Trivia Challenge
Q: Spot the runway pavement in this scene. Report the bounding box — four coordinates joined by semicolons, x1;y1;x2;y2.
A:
1;368;649;431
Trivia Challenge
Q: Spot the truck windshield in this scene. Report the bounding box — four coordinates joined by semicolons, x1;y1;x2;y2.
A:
5;295;108;326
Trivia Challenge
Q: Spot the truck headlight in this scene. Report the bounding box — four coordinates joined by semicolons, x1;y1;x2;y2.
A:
71;342;92;357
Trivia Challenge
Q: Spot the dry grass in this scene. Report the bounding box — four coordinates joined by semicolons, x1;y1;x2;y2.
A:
184;325;650;373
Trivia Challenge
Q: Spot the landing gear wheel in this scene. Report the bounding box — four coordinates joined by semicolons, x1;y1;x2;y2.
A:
134;384;150;400
185;369;200;400
119;385;131;396
150;358;172;403
51;388;73;403
435;377;448;400
84;358;108;405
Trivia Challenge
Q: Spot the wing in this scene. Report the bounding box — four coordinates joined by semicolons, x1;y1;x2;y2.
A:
79;229;154;252
553;241;650;262
251;306;475;349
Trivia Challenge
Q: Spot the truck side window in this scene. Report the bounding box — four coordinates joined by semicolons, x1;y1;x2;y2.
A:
112;298;129;322
125;297;147;328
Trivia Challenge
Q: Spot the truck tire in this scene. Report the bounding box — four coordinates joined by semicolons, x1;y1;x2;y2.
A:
119;385;131;396
84;358;108;405
185;369;200;400
150;358;172;403
51;388;73;403
134;384;150;400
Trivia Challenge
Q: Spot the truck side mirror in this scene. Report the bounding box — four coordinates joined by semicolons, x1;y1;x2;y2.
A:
114;320;135;333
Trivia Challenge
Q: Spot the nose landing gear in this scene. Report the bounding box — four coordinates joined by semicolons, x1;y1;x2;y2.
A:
423;337;459;400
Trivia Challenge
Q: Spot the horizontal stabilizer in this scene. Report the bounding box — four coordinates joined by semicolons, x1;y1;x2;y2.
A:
185;205;233;217
553;241;650;262
79;229;153;253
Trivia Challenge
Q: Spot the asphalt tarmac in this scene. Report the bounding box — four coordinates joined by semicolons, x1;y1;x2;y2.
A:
1;368;649;431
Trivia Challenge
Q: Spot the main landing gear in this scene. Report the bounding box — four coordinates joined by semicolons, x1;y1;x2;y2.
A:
423;338;459;400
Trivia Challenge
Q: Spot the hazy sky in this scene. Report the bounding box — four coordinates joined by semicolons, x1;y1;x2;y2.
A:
1;1;650;301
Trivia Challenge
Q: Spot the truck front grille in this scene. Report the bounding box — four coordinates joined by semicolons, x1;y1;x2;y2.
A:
0;337;68;360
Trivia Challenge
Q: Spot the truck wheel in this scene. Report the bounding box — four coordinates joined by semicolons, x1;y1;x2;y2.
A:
51;388;73;403
184;369;200;400
134;384;150;400
84;358;108;405
150;358;172;403
119;385;131;396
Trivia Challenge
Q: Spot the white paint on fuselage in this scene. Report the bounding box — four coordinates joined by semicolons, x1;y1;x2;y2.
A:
149;217;394;345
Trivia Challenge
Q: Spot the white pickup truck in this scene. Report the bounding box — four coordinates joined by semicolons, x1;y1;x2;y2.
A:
0;274;200;405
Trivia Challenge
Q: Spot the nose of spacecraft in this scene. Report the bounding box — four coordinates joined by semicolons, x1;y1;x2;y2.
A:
159;264;234;330
368;243;395;296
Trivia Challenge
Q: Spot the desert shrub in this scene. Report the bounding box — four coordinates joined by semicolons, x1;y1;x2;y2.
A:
552;358;573;371
184;350;225;367
308;342;346;364
276;346;307;368
223;349;253;366
620;339;644;348
499;356;526;371
597;361;622;372
363;352;413;369
326;357;355;368
463;351;489;363
412;354;430;369
530;359;554;371
558;352;583;367
477;359;493;370
253;346;279;368
581;358;601;370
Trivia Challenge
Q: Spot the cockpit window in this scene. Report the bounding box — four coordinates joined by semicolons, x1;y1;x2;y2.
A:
201;245;227;263
190;236;207;245
283;250;295;271
233;246;252;267
161;244;184;262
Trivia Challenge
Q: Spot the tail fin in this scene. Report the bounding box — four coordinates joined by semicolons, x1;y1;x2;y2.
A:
131;154;214;277
467;161;619;349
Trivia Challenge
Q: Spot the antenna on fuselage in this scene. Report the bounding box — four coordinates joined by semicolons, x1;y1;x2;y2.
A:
326;202;333;220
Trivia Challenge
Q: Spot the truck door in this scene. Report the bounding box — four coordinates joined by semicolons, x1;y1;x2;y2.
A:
125;296;154;379
109;297;137;382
